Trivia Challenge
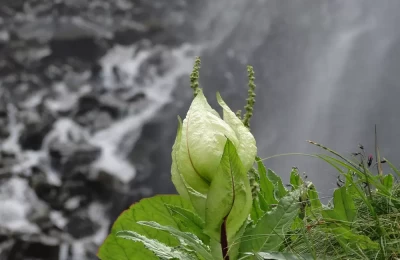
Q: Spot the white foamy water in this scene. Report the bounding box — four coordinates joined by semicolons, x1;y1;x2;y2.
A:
90;43;200;184
0;40;201;260
2;43;199;183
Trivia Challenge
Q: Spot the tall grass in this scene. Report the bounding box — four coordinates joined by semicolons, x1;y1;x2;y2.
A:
258;141;400;260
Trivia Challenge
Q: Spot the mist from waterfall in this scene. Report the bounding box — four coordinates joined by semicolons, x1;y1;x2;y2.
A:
189;0;400;193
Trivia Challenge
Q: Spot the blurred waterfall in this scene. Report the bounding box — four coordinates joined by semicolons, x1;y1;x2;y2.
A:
188;0;400;192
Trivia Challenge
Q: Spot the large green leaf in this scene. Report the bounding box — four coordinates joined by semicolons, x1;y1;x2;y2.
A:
138;221;213;260
204;139;252;258
239;190;300;253
322;186;356;224
98;195;196;260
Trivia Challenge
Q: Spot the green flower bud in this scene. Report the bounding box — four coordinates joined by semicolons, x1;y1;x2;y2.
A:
171;89;257;221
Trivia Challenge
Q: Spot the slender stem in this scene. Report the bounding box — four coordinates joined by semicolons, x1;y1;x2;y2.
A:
360;156;373;200
375;124;383;181
221;217;230;260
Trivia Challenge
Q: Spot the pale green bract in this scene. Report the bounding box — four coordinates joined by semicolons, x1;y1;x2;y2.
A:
171;89;257;221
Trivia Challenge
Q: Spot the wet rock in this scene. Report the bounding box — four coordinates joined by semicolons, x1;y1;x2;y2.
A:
0;239;15;260
99;93;126;118
16;17;113;42
49;37;108;63
65;211;99;239
0;92;10;140
58;176;92;206
5;239;60;260
0;120;9;140
121;91;146;103
48;140;101;173
92;111;113;131
18;109;55;151
75;94;100;116
34;182;63;210
113;21;150;46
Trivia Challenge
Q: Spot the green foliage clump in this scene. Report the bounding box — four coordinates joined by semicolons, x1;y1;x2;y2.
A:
97;58;400;260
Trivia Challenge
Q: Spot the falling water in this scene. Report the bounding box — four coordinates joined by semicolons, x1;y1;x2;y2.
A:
187;0;400;192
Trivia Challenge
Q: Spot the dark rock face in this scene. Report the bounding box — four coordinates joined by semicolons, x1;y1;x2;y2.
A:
0;0;196;259
65;212;100;239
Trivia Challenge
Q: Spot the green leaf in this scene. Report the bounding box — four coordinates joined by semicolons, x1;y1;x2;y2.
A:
383;174;394;192
323;226;379;250
289;167;303;189
258;192;271;212
288;215;306;247
204;139;253;256
318;186;375;251
165;204;209;244
98;235;157;260
250;198;265;222
322;187;356;224
306;183;322;215
138;221;213;260
267;169;288;200
344;171;358;198
239;190;300;253
98;195;196;260
116;230;197;260
257;159;277;207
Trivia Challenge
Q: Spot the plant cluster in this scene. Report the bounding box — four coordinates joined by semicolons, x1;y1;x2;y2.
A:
97;58;400;260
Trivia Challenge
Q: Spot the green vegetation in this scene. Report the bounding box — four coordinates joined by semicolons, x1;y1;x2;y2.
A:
97;58;400;260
